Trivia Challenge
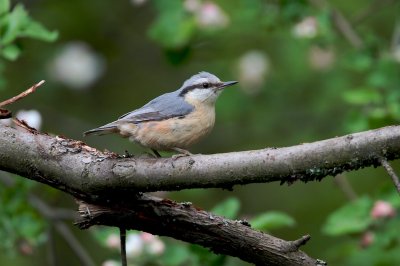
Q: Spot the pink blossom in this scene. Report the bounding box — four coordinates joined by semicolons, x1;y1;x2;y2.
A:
106;233;120;249
370;200;396;219
360;231;374;248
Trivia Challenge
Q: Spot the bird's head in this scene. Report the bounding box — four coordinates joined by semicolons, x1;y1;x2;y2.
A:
178;72;238;105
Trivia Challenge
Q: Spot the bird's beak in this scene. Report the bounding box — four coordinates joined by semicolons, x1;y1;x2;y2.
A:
217;81;238;90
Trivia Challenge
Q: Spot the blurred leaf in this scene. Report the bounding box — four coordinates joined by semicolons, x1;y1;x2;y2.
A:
323;196;373;236
1;4;29;45
1;3;57;45
367;71;389;88
342;88;382;105
211;197;240;219
1;44;20;60
189;244;226;266
344;110;369;132
343;52;372;72
368;107;386;119
0;0;9;15
161;244;191;266
91;227;119;247
0;178;45;252
148;0;195;49
251;211;295;232
21;20;58;42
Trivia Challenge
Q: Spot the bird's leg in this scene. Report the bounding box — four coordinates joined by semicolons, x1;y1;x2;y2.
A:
124;150;134;158
171;147;193;160
152;149;162;158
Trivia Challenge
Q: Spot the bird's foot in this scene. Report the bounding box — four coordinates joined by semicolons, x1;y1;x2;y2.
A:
171;147;193;160
151;149;162;158
123;150;134;158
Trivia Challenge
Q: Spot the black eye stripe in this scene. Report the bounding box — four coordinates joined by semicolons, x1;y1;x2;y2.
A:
179;82;219;96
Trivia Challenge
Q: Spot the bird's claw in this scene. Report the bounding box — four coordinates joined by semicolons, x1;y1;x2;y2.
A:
172;153;191;160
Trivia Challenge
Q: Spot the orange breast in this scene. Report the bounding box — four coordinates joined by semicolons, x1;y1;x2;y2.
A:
118;105;216;151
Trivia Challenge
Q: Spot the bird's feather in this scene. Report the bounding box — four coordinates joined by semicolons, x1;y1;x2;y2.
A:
119;90;194;123
84;90;194;136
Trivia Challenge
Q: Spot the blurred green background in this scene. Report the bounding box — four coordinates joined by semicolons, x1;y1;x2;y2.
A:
1;0;400;265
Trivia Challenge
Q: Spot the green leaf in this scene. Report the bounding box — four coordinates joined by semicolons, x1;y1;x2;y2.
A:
211;197;240;219
0;0;10;15
20;20;58;42
322;196;373;236
91;227;120;247
148;0;195;49
1;44;20;60
342;88;382;105
1;3;57;45
251;211;295;232
161;244;191;266
1;4;30;45
344;53;372;72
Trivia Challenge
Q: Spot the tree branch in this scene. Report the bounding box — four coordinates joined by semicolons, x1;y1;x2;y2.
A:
0;80;45;108
0;80;45;119
309;0;364;49
1;124;400;265
1;124;399;196
379;158;400;195
75;195;320;266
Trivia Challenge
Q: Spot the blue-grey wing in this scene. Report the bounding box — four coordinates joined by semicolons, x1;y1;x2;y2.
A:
118;91;194;123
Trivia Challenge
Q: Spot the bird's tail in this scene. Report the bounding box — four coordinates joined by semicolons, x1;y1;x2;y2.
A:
83;121;119;136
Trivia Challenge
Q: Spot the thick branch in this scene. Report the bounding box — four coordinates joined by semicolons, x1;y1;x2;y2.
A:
75;194;319;266
2;124;398;265
0;124;399;196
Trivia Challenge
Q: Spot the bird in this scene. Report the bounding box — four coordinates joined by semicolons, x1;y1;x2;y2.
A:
84;72;238;158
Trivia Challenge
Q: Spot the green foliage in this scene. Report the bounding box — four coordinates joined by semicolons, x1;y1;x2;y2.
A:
342;88;382;106
323;196;373;236
251;211;296;232
2;0;400;265
324;188;400;265
210;197;240;219
0;178;46;253
0;0;58;89
0;1;58;61
161;244;192;266
148;0;195;49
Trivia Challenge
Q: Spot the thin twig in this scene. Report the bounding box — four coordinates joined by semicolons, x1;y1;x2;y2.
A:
46;227;57;266
379;158;400;195
0;80;45;107
0;172;94;266
54;222;96;266
352;0;394;24
333;174;358;201
120;227;127;266
309;0;364;49
331;9;364;49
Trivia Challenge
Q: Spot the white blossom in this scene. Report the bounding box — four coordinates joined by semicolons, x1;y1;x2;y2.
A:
49;42;105;90
237;51;270;94
196;1;229;28
16;109;42;130
293;17;318;38
126;234;144;257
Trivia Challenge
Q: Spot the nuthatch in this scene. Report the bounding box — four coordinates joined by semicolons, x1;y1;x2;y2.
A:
84;72;238;157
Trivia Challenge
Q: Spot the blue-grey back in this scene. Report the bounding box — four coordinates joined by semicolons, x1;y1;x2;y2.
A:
118;90;194;123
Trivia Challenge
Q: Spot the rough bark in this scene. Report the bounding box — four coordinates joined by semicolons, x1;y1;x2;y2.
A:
2;123;399;265
76;195;318;266
1;124;399;196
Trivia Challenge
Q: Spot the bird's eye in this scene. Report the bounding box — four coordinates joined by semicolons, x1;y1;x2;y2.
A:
202;83;209;88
